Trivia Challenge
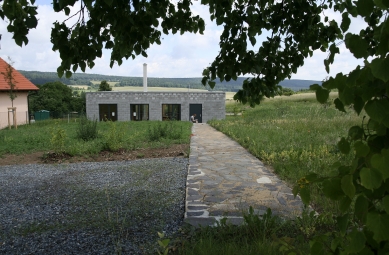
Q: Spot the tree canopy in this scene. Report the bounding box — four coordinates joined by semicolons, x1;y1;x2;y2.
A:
98;80;112;91
2;0;389;253
29;81;85;114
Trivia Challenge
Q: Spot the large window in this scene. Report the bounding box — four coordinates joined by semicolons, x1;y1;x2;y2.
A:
162;104;181;121
130;104;149;121
99;104;117;121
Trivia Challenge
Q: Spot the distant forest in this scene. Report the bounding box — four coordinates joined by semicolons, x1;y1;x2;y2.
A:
19;70;322;92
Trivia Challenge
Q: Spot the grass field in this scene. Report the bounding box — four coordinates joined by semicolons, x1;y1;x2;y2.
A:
0;120;192;156
213;93;361;213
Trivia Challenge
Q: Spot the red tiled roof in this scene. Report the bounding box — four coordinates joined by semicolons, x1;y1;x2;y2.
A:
0;57;39;91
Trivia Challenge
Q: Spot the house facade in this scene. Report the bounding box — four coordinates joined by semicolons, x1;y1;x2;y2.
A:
0;58;39;129
86;91;225;123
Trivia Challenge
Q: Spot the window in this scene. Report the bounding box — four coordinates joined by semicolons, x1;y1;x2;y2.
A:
162;104;181;121
130;104;149;121
99;104;117;121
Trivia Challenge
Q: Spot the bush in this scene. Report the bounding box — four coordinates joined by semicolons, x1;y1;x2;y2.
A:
76;117;98;141
147;122;183;142
102;121;125;151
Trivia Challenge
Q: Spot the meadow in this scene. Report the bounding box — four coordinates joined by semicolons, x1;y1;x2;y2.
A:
211;92;361;213
0;119;192;157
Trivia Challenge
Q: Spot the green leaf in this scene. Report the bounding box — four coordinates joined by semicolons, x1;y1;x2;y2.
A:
354;141;370;157
310;240;324;255
57;66;64;78
323;178;344;200
382;196;389;214
334;98;346;112
355;195;368;222
366;213;389;242
65;70;72;79
315;87;330;104
26;16;38;28
309;84;321;90
345;33;368;58
338;137;350;154
337;214;349;235
370;58;389;82
339;196;352;212
360;167;382;190
346;229;366;253
104;0;113;6
370;150;389;180
340;12;351;32
208;81;216;88
365;99;389;125
353;96;365;115
348;126;364;140
341;174;355;199
64;7;70;16
300;186;310;205
356;0;374;17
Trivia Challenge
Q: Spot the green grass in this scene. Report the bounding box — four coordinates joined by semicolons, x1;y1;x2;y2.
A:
213;94;362;213
0;119;192;156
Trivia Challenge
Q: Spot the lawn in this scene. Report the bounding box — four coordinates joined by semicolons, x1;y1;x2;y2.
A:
0;119;192;157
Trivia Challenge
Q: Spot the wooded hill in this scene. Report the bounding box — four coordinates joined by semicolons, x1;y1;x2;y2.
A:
19;70;321;92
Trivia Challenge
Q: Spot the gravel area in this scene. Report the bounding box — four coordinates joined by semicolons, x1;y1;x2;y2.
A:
0;158;189;254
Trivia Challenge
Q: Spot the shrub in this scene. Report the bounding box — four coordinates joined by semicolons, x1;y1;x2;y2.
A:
50;122;66;153
102;121;125;152
76;116;98;141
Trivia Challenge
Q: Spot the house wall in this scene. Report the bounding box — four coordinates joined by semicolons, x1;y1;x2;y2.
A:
0;91;29;129
86;91;225;122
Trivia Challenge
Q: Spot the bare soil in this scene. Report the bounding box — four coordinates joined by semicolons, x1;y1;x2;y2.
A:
0;144;189;166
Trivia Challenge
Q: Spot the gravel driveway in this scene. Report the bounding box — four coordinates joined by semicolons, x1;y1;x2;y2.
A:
0;158;188;254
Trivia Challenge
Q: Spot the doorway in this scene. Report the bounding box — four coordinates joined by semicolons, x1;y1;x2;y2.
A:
189;104;202;123
130;104;149;121
99;104;117;121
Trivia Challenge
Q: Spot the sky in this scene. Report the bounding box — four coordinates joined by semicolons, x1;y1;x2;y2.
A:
0;0;366;81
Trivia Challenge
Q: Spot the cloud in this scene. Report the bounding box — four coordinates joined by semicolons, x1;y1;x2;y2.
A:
0;1;368;81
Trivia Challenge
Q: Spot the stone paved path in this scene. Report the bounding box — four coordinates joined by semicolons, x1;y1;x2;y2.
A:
185;123;303;226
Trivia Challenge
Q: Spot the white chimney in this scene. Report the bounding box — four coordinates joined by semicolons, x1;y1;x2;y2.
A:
143;63;147;92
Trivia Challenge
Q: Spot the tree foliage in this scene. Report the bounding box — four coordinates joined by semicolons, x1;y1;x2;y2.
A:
98;80;112;91
29;81;85;114
2;0;389;253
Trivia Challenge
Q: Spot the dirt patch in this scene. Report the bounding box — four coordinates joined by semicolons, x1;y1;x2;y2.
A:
0;144;189;166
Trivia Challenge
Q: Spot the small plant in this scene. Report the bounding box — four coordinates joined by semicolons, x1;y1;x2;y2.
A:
76;116;98;141
102;121;125;152
156;232;170;255
50;122;66;153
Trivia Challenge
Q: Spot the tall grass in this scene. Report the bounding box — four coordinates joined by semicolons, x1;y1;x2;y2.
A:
0;119;192;156
210;95;362;213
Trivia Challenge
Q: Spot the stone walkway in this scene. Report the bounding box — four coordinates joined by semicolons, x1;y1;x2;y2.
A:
185;123;303;226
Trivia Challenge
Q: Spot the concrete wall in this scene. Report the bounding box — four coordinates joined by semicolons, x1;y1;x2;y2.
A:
0;92;29;129
86;91;225;122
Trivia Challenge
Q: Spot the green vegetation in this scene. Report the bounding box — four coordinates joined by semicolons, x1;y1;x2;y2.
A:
214;96;362;213
29;81;86;114
0;120;191;157
98;80;112;91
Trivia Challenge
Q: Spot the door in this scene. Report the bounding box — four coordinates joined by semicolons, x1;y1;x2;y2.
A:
189;104;202;123
99;104;117;121
130;104;149;121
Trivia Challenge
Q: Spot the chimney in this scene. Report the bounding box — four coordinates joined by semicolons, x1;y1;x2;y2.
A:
143;63;147;92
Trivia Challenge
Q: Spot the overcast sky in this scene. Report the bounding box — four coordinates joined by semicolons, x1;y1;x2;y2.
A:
0;0;365;81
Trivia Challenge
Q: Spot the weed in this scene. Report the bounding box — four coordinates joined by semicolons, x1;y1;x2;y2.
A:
50;122;66;153
102;121;125;152
76;116;98;141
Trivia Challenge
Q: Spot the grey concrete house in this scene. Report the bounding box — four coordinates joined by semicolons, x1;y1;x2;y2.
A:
86;91;225;123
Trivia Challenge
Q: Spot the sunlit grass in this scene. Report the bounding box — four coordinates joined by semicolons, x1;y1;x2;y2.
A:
0;119;192;156
210;94;363;213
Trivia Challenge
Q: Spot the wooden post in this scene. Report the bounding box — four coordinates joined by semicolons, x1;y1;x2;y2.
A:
7;107;17;129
